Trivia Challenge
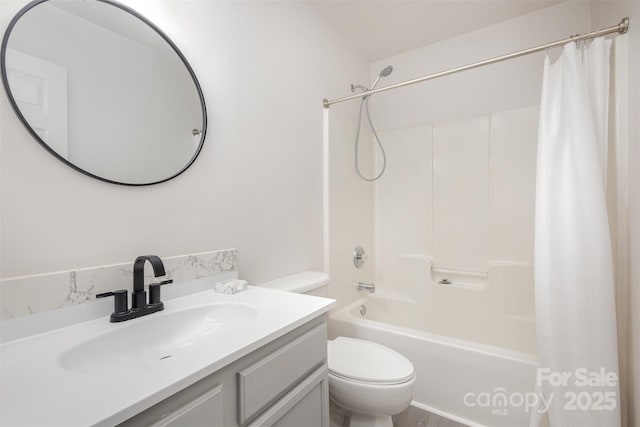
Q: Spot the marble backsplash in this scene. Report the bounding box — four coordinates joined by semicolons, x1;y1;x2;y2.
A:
0;249;238;320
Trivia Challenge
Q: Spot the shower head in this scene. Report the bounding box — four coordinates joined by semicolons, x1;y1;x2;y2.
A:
379;65;393;77
370;65;393;90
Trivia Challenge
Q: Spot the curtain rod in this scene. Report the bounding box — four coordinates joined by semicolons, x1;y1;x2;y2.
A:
323;17;629;108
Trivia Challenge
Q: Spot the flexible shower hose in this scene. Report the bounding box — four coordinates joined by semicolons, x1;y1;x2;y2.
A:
354;94;387;182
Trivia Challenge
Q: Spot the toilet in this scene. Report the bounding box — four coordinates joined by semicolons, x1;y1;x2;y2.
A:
328;336;415;427
260;272;416;427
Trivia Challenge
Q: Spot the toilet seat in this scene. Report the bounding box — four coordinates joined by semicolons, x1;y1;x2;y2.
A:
328;337;415;385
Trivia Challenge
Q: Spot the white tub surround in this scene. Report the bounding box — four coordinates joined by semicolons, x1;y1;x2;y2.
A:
0;249;237;320
0;284;335;426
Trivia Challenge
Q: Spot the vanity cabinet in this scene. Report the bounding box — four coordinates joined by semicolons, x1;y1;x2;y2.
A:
120;317;329;427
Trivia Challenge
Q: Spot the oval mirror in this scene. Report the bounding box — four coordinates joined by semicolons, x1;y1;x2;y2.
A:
1;0;206;185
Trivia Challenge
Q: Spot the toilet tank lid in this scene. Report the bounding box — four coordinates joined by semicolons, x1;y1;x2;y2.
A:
259;271;330;293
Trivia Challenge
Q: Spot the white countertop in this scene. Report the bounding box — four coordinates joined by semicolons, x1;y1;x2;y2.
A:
0;284;335;426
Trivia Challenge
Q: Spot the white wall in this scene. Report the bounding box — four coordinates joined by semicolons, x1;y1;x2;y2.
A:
369;1;592;129
0;1;369;286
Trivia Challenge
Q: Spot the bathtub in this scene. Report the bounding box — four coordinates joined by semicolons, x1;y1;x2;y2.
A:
329;294;539;427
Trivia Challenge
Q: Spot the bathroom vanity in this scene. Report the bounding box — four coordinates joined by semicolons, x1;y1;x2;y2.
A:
122;318;329;427
0;284;335;426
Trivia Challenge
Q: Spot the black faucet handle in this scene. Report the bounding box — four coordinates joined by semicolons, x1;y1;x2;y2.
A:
149;279;173;306
96;289;129;314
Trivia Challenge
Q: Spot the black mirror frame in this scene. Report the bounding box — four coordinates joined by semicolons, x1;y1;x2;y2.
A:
1;0;208;186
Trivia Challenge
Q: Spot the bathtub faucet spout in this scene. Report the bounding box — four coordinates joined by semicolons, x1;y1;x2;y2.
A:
357;282;375;293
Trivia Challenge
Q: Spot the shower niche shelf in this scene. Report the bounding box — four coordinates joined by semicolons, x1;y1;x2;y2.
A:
430;267;487;290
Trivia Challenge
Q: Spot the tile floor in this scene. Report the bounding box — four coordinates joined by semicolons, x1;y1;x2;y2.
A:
393;405;468;427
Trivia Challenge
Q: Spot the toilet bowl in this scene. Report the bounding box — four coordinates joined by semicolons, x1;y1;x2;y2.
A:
328;336;415;427
260;272;415;427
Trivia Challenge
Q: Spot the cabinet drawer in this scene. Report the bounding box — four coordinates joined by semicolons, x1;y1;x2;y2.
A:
238;323;327;424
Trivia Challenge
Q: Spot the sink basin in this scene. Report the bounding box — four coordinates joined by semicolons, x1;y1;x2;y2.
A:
59;302;258;373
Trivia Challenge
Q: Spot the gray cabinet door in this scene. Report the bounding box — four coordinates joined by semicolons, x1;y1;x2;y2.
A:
270;381;325;427
148;384;224;427
238;323;327;424
247;366;328;427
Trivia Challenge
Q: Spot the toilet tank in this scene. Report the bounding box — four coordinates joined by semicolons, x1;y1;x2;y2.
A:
259;271;330;297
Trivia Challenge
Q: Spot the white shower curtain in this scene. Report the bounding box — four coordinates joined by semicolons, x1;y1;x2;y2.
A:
534;37;620;426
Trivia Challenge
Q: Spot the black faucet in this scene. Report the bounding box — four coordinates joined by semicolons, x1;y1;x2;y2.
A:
97;255;173;322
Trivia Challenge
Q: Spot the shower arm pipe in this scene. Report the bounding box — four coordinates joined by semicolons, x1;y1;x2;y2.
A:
323;17;629;108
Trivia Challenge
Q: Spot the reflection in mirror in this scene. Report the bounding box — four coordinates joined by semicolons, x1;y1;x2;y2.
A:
2;0;206;185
